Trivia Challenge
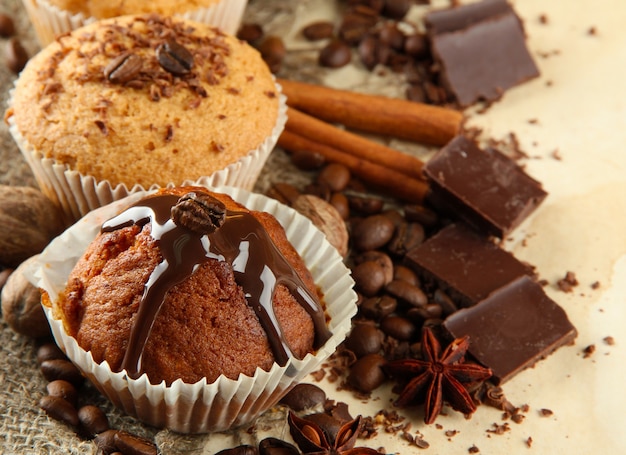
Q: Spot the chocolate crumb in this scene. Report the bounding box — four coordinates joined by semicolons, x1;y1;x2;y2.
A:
539;14;549;25
582;344;596;358
511;413;525;424
94;120;108;136
526;436;533;448
445;429;458;438
487;422;511;435
527;118;539;125
539;408;553;417
551;149;562;160
468;445;480;453
165;125;173;142
557;271;578;292
591;281;601;290
588;26;597;36
603;336;615;346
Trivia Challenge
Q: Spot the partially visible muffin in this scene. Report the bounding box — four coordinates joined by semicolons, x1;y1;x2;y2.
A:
22;0;248;45
6;13;284;222
51;186;331;385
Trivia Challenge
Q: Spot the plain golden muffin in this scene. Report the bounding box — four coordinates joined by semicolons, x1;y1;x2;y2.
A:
49;187;331;385
45;0;223;18
6;14;279;189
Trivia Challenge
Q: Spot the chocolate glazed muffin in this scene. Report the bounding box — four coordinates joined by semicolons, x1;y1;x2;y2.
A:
56;187;331;385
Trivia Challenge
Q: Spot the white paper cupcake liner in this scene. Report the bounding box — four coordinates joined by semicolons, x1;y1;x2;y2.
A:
22;0;248;46
28;186;357;433
7;84;287;225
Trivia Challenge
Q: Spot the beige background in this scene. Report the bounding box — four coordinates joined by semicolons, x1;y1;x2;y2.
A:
2;0;626;453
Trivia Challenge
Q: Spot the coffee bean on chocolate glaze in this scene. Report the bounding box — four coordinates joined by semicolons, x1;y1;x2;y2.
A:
347;353;387;392
351;214;395;251
78;405;110;437
302;21;335;41
345;323;384;357
352;260;387;296
380;315;417;341
40;359;84;387
360;295;397;320
317;163;351;192
39;395;79;427
279;383;326;411
319;39;352;68
5;37;29;74
385;279;427;307
114;430;158;455
47;380;78;408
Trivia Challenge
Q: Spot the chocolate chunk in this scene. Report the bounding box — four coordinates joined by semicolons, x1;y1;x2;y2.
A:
424;135;547;238
443;275;577;384
425;0;539;106
404;223;532;308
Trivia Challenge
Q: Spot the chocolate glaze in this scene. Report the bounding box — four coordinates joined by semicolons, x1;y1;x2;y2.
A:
102;192;332;379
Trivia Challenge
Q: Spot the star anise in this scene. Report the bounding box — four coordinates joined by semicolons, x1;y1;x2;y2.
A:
288;412;379;455
385;327;492;424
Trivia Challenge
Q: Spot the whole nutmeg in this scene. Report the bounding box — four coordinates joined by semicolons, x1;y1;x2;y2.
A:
1;255;50;338
0;185;64;267
292;195;349;257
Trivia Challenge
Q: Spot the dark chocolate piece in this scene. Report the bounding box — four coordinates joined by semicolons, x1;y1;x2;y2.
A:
424;135;547;238
443;275;577;384
425;0;539;106
404;223;532;308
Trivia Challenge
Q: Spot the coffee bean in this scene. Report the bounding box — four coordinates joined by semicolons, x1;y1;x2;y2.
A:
347;353;387;392
216;446;259;455
156;40;194;75
279;383;326;411
352;214;395;251
78;405;110;437
104;52;143;84
339;13;376;46
404;204;439;228
290;149;326;170
329;192;350;220
5;37;28;74
357;35;380;70
37;342;67;364
380;315;416;341
40;359;84;387
433;288;458;316
237;23;264;44
319;39;352;68
303;181;331;201
378;23;405;51
259;437;299;455
352;260;386;297
382;0;412;19
302;21;335;41
355;250;394;285
95;429;120;454
345;323;383;357
385;279;427;307
266;182;301;206
404;33;428;59
317;163;351;192
47;380;78;408
114;430;158;455
0;13;16;38
258;36;286;74
347;195;384;215
39;395;79;427
360;295;397;320
387;221;425;256
393;264;420;287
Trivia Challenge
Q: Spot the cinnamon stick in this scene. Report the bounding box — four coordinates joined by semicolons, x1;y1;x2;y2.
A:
286;107;424;181
278;130;428;203
278;78;463;146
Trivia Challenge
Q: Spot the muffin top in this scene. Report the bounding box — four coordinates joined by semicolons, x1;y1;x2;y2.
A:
6;14;279;188
45;0;222;20
52;187;331;385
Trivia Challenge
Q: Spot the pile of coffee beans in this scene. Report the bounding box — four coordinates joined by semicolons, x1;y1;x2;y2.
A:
266;152;462;395
0;12;29;74
35;341;157;455
238;0;451;104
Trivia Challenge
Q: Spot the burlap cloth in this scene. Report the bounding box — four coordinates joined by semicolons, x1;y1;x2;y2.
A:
0;1;432;453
